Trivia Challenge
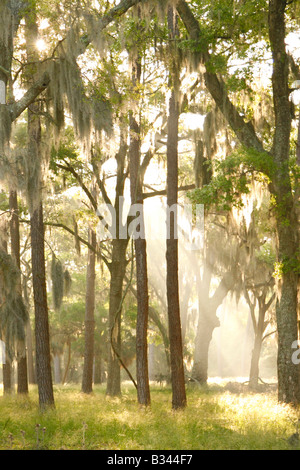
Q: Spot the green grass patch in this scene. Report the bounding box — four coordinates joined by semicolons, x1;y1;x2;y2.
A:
0;383;298;450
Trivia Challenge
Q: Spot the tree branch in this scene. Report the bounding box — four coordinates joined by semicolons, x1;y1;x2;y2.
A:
176;0;265;153
142;183;195;200
9;0;143;123
9;71;51;121
55;162;99;212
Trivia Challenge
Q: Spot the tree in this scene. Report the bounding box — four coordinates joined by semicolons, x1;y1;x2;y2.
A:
25;2;54;409
128;8;151;406
177;0;300;404
81;228;96;394
9;190;28;394
165;6;186;410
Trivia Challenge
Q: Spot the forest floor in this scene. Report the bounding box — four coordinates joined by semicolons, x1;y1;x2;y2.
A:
0;380;299;450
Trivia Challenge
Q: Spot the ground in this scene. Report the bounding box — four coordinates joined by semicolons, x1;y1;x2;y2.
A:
0;379;298;450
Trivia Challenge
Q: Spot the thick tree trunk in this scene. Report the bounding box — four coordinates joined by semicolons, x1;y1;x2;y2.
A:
192;304;219;384
268;0;300;404
82;229;96;394
193;264;234;384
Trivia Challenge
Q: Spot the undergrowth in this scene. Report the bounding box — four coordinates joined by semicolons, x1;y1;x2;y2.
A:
0;383;298;450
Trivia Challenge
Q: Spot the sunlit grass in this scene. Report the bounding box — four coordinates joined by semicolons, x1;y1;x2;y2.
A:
0;382;298;450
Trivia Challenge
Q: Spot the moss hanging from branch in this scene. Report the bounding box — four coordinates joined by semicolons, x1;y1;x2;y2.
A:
73;217;81;256
0;105;12;152
47;41;113;145
0;248;28;361
51;255;64;311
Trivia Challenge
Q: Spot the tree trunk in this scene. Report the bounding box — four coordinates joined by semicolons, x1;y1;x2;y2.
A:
248;305;264;390
30;204;55;408
94;346;102;384
9;190;28;394
3;361;12;394
268;0;300;404
106;238;128;396
192;304;219;384
62;338;71;385
82;229;96;394
25;2;54;410
166;7;187;409
192;263;234;384
129;48;151;406
53;353;62;384
0;240;13;394
26;320;36;384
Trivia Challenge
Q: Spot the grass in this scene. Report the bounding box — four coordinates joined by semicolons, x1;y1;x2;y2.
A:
0;381;299;450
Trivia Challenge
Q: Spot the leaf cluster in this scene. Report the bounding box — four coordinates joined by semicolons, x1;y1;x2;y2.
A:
188;147;274;211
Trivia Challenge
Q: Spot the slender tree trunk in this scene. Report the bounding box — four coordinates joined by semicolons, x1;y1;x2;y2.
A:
23;279;36;385
25;1;54;410
53;353;62;384
106;238;128;396
9;190;28;394
26;320;35;384
249;333;264;390
129;43;151;405
166;89;186;407
165;7;186;409
30;204;55;408
247;291;275;390
105;131;130;397
62;338;71;385
0;240;13;394
3;361;12;394
94;346;102;384
82;229;96;394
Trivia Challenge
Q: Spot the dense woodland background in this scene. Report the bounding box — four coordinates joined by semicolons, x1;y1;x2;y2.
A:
0;0;299;414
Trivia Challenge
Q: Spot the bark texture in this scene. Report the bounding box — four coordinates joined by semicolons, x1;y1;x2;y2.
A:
166;8;187;409
81;229;96;394
129;43;151;406
30;204;55;408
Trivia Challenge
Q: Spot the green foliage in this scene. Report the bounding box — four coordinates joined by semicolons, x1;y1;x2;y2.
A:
188;147;274;211
273;252;300;280
0;190;9;211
